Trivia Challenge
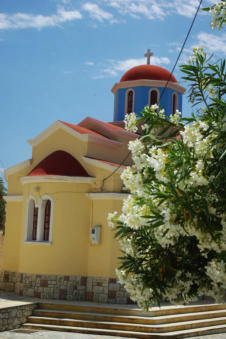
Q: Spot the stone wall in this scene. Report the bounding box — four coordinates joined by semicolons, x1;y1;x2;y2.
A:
0;304;36;331
0;271;133;304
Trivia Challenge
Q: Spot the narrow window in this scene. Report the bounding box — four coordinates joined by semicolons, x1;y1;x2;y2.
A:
43;200;51;241
150;89;158;106
172;93;177;115
32;206;38;241
127;90;134;113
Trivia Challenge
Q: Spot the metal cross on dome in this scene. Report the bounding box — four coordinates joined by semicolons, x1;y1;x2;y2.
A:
144;49;153;65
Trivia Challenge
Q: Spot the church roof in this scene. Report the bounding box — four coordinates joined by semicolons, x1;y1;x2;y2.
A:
120;64;177;83
59;121;107;139
28;150;90;177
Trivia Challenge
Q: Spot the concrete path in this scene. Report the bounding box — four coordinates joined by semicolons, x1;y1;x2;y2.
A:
0;329;225;338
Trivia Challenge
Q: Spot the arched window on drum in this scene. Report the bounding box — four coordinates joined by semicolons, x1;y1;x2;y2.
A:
149;89;159;107
126;89;134;114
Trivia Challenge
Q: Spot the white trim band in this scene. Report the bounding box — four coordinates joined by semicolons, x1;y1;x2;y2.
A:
111;79;186;95
21;176;96;184
83;157;126;173
4;195;23;202
86;193;129;200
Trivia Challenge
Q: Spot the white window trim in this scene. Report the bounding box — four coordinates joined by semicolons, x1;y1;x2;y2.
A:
24;195;37;242
24;194;54;245
124;88;135;114
149;88;160;106
172;92;178;114
37;194;54;244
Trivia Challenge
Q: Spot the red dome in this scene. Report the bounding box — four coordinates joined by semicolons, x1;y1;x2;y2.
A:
120;65;177;83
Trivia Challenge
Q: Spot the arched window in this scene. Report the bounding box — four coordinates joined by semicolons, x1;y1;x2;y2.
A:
149;89;159;107
25;196;38;241
32;206;38;241
172;93;178;115
126;90;134;113
43;200;51;242
25;195;53;243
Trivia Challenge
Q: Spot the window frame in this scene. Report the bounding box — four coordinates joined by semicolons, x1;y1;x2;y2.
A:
125;88;135;114
24;194;54;244
149;88;160;107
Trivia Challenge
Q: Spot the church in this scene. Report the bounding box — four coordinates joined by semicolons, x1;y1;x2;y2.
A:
1;51;185;303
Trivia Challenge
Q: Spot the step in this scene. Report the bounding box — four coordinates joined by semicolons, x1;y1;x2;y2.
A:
38;302;226;317
22;322;226;338
33;308;226;325
26;315;226;333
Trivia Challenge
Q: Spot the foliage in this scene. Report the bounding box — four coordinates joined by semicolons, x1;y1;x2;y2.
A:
0;178;6;233
108;5;226;309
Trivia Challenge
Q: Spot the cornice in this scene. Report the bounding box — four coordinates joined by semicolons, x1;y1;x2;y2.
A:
4;159;32;181
111;80;186;94
82;157;125;173
21;176;95;184
86;192;129;200
4;195;23;202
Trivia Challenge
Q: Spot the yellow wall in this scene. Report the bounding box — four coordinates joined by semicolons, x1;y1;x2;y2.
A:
3;126;125;278
0;231;4;270
2;202;23;271
87;199;122;278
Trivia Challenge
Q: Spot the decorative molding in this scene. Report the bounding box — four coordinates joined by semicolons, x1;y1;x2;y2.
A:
111;80;186;95
28;121;88;146
3;195;23;202
21;176;95;184
24;241;52;245
28;121;122;148
82;157;125;173
86;193;129;200
4;159;32;181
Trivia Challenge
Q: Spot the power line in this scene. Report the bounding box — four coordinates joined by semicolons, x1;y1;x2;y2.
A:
101;0;203;191
160;0;203;101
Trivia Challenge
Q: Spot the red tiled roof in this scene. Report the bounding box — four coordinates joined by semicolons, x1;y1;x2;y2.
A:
120;65;177;83
29;151;90;177
59;121;107;139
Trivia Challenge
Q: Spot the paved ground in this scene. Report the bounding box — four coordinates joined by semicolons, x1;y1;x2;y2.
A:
0;329;226;338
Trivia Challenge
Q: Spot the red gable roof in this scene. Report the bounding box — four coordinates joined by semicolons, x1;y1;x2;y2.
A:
59;120;107;139
29;151;90;177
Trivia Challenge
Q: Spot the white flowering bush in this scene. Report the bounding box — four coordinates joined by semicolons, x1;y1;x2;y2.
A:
109;45;226;309
203;0;226;30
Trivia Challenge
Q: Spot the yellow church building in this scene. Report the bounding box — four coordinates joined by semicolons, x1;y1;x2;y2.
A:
1;58;185;303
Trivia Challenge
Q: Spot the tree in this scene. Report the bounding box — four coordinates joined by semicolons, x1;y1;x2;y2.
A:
108;2;226;310
0;178;6;233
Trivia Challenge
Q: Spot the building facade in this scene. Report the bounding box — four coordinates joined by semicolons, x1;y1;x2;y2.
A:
1;60;185;303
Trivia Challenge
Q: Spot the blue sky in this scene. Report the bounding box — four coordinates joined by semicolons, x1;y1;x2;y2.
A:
0;0;225;177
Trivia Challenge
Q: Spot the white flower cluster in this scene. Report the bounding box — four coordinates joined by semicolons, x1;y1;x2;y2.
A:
154;208;186;248
210;0;226;30
124;112;138;133
169;109;181;126
119;195;150;229
206;260;226;301
163;271;195;304
188;46;206;64
116;269;154;310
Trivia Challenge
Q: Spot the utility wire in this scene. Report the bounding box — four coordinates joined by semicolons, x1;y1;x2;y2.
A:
101;0;203;191
160;0;203;101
